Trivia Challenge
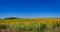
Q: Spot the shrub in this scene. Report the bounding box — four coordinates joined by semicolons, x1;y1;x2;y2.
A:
53;23;60;28
0;25;7;30
39;24;47;32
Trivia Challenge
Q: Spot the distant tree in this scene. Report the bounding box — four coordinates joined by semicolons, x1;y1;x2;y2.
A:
4;17;19;20
0;19;1;20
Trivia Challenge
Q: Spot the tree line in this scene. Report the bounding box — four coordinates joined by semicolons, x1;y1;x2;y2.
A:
0;17;20;20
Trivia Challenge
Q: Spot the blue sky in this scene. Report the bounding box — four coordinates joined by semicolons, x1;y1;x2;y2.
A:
0;0;60;18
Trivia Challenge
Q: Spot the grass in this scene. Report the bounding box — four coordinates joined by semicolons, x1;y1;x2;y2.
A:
0;18;60;32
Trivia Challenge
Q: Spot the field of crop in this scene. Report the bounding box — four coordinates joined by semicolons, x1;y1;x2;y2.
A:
0;18;60;32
